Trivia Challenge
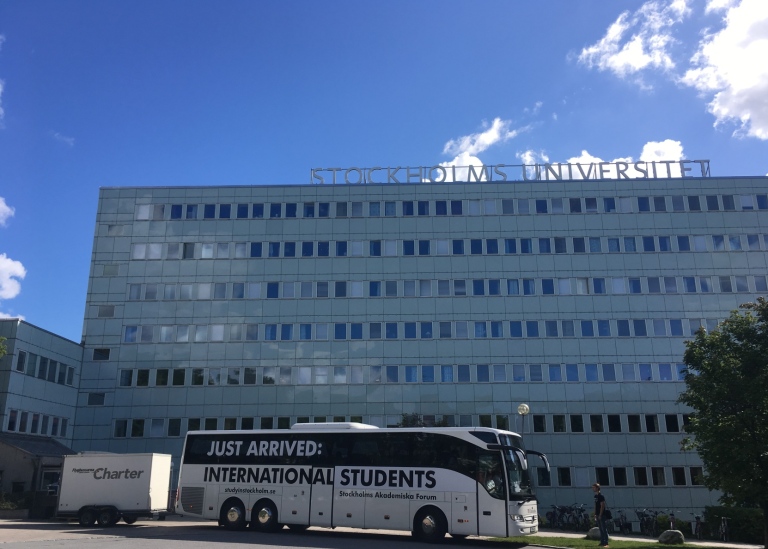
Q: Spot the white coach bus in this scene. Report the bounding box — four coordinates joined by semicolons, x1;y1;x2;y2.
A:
176;423;548;542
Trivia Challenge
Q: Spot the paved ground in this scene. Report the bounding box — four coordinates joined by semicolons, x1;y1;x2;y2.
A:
0;517;762;548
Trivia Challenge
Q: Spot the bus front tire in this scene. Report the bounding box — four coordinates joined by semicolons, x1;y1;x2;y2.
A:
221;499;247;530
413;506;447;543
252;499;280;533
78;508;96;527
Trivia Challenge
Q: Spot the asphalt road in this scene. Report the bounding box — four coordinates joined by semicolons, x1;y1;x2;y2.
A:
0;518;523;549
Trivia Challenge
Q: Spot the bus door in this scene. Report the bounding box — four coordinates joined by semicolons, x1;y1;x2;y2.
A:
332;466;365;528
281;466;311;526
308;467;334;527
476;453;509;538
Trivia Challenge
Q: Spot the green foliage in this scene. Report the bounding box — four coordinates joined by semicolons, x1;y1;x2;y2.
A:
678;297;768;546
704;506;765;545
0;336;7;360
0;492;33;510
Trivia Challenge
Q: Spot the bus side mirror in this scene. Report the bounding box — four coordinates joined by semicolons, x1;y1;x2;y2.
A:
514;449;528;471
526;450;550;472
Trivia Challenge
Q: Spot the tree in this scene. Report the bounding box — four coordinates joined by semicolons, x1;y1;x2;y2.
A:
678;297;768;547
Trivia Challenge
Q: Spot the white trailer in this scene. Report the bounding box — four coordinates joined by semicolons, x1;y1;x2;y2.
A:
56;453;172;526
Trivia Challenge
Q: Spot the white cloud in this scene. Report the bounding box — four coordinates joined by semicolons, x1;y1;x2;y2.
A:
578;1;690;82
639;138;685;161
51;131;75;147
681;0;768;139
0;197;14;226
443;118;529;157
556;139;684;178
0;253;26;300
435;118;531;182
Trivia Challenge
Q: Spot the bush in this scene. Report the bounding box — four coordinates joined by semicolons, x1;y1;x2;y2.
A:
656;514;692;536
0;492;33;510
704;506;764;545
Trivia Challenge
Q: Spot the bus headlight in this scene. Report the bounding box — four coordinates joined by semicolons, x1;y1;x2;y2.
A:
511;514;524;521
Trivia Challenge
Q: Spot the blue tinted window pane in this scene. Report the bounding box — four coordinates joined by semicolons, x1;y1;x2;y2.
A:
565;364;579;381
250;243;262;258
422;366;435;383
350;323;363;339
521;239;532;253
441;365;454;382
526;321;539;337
204;204;216;218
477;364;490;382
529;364;542;382
334;323;346;340
404;323;417;339
597;320;611;336
513;365;526;382
509;321;522;337
386;366;399;383
659;363;673;381
252;204;264;218
549;364;562;381
639;363;653;381
219;204;231;219
457;365;470;382
581;321;594;337
602;364;616;381
585;364;598;381
170;205;182;219
504;239;517;254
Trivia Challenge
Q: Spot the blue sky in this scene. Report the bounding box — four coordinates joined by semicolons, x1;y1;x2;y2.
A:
0;0;767;341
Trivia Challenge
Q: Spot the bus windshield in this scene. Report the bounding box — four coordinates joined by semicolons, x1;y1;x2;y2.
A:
500;434;533;498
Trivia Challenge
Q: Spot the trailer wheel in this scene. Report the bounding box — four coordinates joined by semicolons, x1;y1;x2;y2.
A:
123;515;137;525
78;508;96;527
251;499;280;533
413;506;447;543
221;498;247;530
97;507;118;527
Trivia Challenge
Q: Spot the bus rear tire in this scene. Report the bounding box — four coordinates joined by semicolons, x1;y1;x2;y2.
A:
221;499;247;530
413;506;447;543
78;508;96;527
252;499;280;533
123;515;137;525
97;508;118;527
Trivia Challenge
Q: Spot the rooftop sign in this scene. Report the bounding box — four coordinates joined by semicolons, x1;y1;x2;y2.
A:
310;160;711;185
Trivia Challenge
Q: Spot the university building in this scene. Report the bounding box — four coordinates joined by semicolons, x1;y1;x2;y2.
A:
2;168;767;514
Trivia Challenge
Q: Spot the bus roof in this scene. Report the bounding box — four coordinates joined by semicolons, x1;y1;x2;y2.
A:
290;422;379;430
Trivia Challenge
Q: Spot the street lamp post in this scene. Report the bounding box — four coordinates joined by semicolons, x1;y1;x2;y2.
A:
517;403;530;434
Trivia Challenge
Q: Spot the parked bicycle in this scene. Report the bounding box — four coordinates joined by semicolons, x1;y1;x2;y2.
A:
691;512;703;540
636;508;660;537
613;509;631;534
545;503;591;531
719;516;730;542
664;509;677;530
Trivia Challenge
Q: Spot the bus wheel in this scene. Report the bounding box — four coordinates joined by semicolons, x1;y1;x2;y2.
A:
413;507;447;543
78;508;96;527
221;499;247;530
252;499;280;533
97;508;118;527
123;515;137;525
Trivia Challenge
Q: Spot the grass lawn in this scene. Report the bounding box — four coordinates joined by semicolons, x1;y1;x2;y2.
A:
490;536;723;549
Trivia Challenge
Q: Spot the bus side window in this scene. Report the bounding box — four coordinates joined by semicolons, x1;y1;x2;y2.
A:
350;439;378;466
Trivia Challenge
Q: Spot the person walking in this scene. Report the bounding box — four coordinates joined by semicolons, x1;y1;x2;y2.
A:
593;483;609;547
